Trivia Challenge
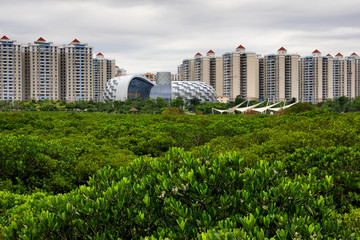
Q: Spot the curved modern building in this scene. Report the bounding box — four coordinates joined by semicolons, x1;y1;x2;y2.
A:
103;74;217;102
103;75;156;101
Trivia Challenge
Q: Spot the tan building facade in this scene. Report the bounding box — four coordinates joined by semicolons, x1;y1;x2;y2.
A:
298;50;323;103
300;51;360;103
93;52;115;102
60;39;93;102
0;36;23;101
261;47;299;102
23;37;60;101
222;45;259;100
180;46;259;101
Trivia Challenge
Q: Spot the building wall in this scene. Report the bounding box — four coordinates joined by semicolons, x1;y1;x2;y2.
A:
355;58;360;97
261;51;299;102
289;55;299;101
298;54;323;103
0;37;23;101
23;40;60;101
244;53;259;100
214;57;223;97
60;42;93;102
93;54;115;102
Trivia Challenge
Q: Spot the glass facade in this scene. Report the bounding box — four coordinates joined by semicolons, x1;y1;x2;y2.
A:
127;77;154;100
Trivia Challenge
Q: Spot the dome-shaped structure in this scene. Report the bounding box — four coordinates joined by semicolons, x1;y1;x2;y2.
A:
103;75;217;103
172;81;217;102
103;75;155;101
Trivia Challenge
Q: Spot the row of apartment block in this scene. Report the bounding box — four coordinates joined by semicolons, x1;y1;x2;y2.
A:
0;36;116;102
178;45;360;103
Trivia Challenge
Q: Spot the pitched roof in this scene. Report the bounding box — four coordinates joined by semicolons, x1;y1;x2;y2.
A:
115;66;119;68
96;52;103;56
336;52;343;56
129;107;138;112
207;50;215;54
326;54;332;57
72;39;80;43
351;52;358;56
195;52;202;56
312;49;320;53
236;45;245;49
278;47;287;51
1;36;9;40
37;37;46;42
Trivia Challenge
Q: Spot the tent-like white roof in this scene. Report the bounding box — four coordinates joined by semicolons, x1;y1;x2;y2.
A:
269;102;299;112
235;102;263;113
212;101;246;114
252;102;282;113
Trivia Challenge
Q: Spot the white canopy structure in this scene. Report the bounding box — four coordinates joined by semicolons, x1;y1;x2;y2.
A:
269;102;299;112
235;102;263;113
212;101;246;114
252;102;282;114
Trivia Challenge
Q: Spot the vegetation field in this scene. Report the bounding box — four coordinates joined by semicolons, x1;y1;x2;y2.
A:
1;110;360;239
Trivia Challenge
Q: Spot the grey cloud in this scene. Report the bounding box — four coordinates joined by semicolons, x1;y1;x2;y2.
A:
1;0;360;73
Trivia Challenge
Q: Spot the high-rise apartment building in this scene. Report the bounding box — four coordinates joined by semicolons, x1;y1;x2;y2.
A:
93;52;115;101
350;53;360;97
182;58;195;81
60;39;93;102
223;45;259;100
260;47;299;102
0;36;23;101
179;51;223;96
322;54;333;100
210;54;224;97
294;49;358;103
298;50;324;103
345;53;356;98
179;45;260;101
194;52;210;83
23;37;60;101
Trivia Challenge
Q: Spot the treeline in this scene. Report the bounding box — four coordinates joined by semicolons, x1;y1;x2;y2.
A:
0;97;234;114
2;96;360;114
1;111;360;238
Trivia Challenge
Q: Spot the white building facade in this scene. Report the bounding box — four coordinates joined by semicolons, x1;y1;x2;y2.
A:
0;36;23;101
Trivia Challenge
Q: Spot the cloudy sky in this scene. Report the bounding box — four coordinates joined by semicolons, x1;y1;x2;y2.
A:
1;0;360;74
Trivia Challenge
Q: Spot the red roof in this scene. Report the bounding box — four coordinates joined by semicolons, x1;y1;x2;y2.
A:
207;50;215;54
326;54;332;57
336;53;343;56
312;49;320;53
97;52;103;56
1;35;9;40
195;52;202;56
278;47;287;51
351;52;357;56
72;39;80;43
236;45;245;49
37;37;46;42
115;66;119;68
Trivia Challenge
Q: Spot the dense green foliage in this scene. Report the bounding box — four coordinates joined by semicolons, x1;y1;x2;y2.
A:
3;95;360;115
317;96;360;113
0;97;234;115
1;110;360;238
277;102;317;114
0;147;358;239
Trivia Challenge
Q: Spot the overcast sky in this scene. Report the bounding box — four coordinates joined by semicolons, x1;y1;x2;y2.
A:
1;0;360;74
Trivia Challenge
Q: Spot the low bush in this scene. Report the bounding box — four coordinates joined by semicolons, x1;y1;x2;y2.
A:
0;147;356;239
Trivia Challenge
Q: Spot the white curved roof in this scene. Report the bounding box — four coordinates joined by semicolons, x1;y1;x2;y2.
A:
269;102;299;112
213;101;246;114
252;102;281;113
235;102;263;113
103;75;155;101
